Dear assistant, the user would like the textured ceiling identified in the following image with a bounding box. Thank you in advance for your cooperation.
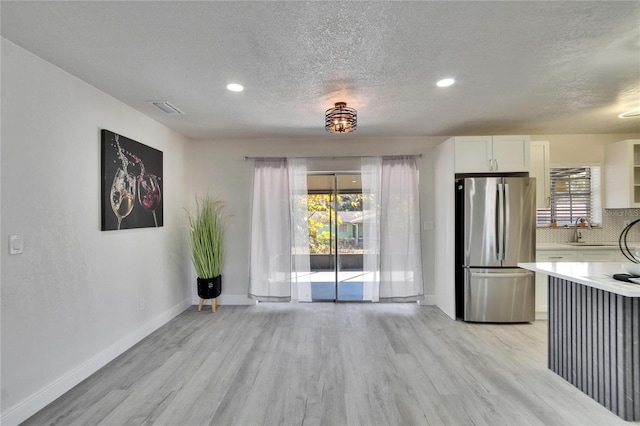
[2,1,639,140]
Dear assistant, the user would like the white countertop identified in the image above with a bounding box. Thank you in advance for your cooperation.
[518,262,640,297]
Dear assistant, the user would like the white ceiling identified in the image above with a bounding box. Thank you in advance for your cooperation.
[2,1,639,140]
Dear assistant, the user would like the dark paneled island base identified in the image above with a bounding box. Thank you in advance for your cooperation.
[549,276,640,421]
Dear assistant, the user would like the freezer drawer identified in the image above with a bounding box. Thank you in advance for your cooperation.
[464,268,535,323]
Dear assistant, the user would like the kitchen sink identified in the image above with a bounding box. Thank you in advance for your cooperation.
[564,242,619,247]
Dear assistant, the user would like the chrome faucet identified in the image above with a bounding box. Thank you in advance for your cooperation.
[573,217,592,243]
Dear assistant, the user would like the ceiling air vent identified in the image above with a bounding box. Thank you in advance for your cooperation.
[147,100,185,115]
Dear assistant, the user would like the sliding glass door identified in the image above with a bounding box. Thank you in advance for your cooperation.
[307,173,365,301]
[248,156,422,303]
[336,174,365,301]
[307,174,336,300]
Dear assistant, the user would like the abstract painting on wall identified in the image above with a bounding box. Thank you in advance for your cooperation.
[101,129,163,231]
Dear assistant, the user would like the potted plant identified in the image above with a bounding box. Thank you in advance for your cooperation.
[186,195,228,312]
[550,218,557,228]
[579,217,586,228]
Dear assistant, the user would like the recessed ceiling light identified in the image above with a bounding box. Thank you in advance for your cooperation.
[436,78,455,88]
[619,108,640,118]
[227,83,244,92]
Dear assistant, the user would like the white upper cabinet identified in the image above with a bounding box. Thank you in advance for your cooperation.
[604,139,640,208]
[454,135,530,173]
[492,136,530,172]
[530,141,550,208]
[454,136,492,172]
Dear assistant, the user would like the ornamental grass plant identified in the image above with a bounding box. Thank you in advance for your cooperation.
[186,195,228,279]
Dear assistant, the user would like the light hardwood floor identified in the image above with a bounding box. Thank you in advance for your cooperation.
[23,304,631,426]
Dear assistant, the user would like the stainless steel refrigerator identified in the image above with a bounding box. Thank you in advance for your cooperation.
[455,177,536,322]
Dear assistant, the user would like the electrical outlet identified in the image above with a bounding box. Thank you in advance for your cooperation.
[139,298,145,311]
[9,235,24,254]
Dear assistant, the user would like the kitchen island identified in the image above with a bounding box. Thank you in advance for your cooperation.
[518,262,640,421]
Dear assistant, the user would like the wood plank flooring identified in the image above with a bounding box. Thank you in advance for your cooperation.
[22,304,631,426]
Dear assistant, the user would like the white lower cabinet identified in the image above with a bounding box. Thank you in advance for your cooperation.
[576,249,619,262]
[535,247,624,318]
[537,251,577,262]
[535,251,577,317]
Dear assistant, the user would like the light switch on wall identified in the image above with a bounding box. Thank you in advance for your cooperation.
[9,235,24,254]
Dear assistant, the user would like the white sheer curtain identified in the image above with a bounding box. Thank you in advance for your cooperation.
[249,158,311,301]
[361,157,382,302]
[361,156,424,302]
[249,159,292,301]
[288,158,311,302]
[379,156,424,301]
[249,155,422,303]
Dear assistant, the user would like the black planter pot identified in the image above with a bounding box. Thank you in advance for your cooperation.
[197,276,222,299]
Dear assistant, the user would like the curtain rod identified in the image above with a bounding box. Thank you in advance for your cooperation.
[243,154,422,161]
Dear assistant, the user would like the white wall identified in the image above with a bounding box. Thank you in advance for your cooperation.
[534,134,640,164]
[433,138,456,319]
[186,136,446,306]
[1,39,191,424]
[186,134,640,312]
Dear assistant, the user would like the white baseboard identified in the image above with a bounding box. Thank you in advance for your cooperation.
[419,295,436,305]
[536,304,548,321]
[191,294,257,306]
[193,294,435,306]
[0,298,191,426]
[535,311,548,320]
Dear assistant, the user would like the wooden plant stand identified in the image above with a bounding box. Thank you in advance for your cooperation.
[197,297,217,313]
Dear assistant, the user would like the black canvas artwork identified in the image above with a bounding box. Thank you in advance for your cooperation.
[101,129,163,230]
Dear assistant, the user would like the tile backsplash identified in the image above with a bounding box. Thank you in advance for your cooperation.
[537,209,640,243]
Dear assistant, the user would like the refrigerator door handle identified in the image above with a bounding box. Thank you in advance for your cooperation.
[497,183,504,261]
[494,184,500,260]
[503,183,510,261]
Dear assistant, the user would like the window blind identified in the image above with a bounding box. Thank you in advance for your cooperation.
[537,166,601,226]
